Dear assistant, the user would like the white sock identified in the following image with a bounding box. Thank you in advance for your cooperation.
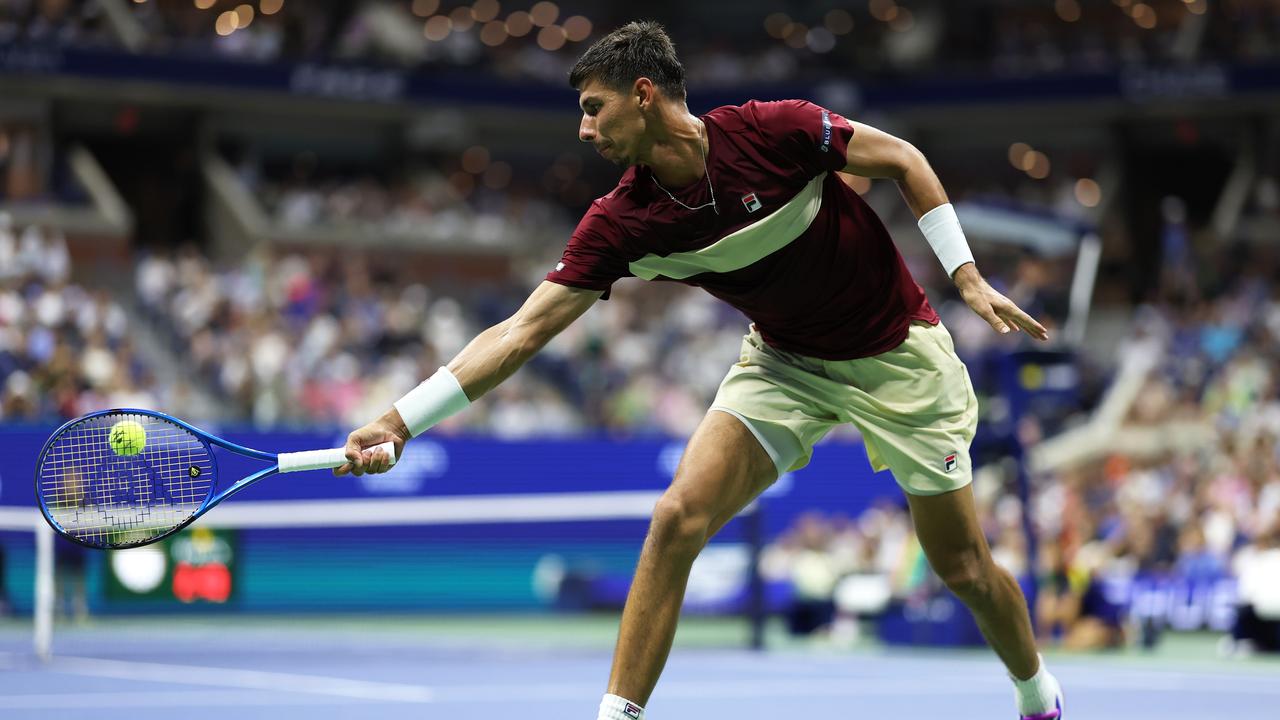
[598,693,644,720]
[1011,655,1062,716]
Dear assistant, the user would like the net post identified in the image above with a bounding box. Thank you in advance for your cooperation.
[744,500,766,651]
[34,519,55,661]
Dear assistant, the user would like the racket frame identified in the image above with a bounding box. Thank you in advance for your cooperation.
[37,408,286,549]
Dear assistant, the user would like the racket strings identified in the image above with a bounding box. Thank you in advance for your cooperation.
[39,412,215,548]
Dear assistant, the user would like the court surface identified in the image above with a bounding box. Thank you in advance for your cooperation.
[1,615,1277,719]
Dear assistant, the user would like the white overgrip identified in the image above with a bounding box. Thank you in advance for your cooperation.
[277,441,397,474]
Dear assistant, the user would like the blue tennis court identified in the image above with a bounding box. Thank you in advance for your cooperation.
[2,617,1277,719]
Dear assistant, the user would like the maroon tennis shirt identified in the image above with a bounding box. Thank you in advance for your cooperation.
[546,99,938,360]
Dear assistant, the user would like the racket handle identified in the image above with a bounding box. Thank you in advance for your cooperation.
[277,441,398,474]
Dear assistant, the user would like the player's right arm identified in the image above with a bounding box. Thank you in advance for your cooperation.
[335,281,601,476]
[449,281,602,398]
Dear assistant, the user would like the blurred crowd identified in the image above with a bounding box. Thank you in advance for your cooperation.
[2,0,1277,85]
[130,245,752,438]
[234,148,584,248]
[760,243,1280,653]
[0,214,164,422]
[0,0,113,48]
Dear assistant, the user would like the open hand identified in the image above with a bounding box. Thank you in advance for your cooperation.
[952,264,1049,341]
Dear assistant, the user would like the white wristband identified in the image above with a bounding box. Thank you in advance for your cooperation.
[393,367,471,438]
[918,202,975,278]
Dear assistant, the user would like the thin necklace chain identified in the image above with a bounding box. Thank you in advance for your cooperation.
[652,119,718,215]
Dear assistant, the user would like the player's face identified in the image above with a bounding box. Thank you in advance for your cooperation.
[577,79,644,167]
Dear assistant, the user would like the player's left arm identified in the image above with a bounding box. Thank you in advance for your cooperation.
[841,121,1048,340]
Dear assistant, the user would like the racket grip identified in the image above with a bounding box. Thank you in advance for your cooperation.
[277,441,398,474]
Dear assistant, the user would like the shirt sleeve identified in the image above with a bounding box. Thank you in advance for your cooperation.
[545,200,631,300]
[748,99,855,178]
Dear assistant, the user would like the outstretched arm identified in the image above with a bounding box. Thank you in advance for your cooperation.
[335,281,602,476]
[841,121,1048,341]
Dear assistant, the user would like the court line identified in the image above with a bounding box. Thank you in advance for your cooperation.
[37,656,1010,703]
[23,653,1280,709]
[46,656,437,703]
[0,690,341,709]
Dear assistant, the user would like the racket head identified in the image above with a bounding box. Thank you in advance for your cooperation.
[35,409,219,549]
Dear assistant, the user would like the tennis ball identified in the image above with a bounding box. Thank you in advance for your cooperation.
[109,420,147,456]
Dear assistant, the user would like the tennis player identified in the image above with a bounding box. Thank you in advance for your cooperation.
[337,21,1064,720]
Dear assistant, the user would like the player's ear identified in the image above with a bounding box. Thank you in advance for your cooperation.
[634,77,655,110]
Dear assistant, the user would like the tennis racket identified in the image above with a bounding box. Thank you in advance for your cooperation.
[35,408,397,550]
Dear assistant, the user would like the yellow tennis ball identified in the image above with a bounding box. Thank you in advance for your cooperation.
[109,420,147,456]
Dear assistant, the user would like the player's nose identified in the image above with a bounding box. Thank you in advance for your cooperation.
[579,115,595,142]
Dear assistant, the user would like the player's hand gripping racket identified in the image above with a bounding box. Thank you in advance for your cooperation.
[35,408,397,550]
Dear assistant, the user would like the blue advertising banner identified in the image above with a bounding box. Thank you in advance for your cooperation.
[1,425,899,613]
[1,424,895,538]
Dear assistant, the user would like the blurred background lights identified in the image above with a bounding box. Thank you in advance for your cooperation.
[480,20,508,46]
[530,1,559,28]
[563,16,592,43]
[870,0,899,23]
[424,14,452,41]
[1026,151,1051,179]
[764,12,791,39]
[824,9,854,35]
[1075,178,1102,207]
[806,27,836,54]
[412,0,439,17]
[1055,0,1081,22]
[471,0,500,23]
[449,6,476,32]
[215,10,238,35]
[505,10,533,37]
[537,24,567,51]
[461,145,491,175]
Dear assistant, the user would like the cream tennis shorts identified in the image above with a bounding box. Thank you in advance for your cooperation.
[709,321,979,496]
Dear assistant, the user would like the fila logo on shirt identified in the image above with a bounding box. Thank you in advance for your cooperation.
[555,262,565,272]
[624,703,642,718]
[943,454,958,473]
[741,192,762,213]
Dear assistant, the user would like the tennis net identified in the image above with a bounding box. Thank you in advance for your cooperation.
[1,491,766,658]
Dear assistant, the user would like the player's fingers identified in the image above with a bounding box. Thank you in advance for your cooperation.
[1013,314,1049,340]
[343,437,367,475]
[999,305,1048,340]
[978,304,1011,334]
[362,447,389,474]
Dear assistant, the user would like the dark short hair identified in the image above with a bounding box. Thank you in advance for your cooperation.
[569,21,687,101]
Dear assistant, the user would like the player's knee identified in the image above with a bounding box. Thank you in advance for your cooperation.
[649,494,712,555]
[937,552,995,603]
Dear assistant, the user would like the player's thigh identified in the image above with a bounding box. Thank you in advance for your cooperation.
[840,321,979,496]
[663,409,779,539]
[903,484,994,585]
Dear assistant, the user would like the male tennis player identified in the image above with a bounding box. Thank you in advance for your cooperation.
[337,21,1064,720]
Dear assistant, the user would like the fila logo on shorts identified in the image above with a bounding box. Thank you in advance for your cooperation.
[742,192,762,213]
[943,454,958,473]
[624,703,642,718]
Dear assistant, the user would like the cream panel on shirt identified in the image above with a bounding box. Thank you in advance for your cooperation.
[627,172,827,281]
